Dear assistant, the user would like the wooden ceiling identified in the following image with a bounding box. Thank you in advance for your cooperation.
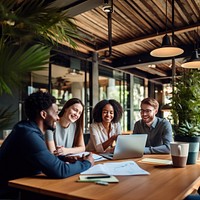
[51,0,200,84]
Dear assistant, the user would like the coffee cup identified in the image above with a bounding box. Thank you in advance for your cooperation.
[170,142,189,168]
[3,130,11,139]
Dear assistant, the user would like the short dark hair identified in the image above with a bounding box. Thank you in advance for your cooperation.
[92,99,123,123]
[25,90,56,120]
[141,97,159,110]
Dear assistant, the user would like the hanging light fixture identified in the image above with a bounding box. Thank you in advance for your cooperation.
[100,0,113,59]
[150,0,184,58]
[102,0,113,13]
[181,27,200,68]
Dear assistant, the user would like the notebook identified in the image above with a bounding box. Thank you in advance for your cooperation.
[100,134,147,160]
[78,175,119,183]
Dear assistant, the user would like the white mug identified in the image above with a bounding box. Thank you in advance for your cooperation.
[3,130,12,139]
[170,142,189,168]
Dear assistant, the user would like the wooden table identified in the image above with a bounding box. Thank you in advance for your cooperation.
[0,139,4,146]
[9,154,200,200]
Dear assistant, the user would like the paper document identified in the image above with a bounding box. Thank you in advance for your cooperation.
[78,175,119,183]
[139,158,172,165]
[81,161,149,176]
[92,153,107,162]
[66,151,106,162]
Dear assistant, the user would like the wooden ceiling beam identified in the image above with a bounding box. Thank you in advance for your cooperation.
[97,22,200,51]
[112,43,194,68]
[47,0,102,17]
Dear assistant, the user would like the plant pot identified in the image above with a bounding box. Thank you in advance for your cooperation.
[174,135,200,165]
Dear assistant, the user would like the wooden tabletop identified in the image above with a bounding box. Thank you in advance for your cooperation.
[9,154,200,200]
[0,139,4,146]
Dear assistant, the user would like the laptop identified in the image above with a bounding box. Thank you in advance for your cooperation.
[100,134,147,160]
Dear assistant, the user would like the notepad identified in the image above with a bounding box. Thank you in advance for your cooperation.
[139,158,172,165]
[78,175,119,183]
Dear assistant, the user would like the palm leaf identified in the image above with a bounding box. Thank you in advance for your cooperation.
[0,0,80,48]
[0,39,50,95]
[0,0,82,95]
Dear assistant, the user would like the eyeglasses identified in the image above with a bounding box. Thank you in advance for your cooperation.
[139,109,154,114]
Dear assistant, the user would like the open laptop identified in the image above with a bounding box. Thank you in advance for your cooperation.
[100,134,147,160]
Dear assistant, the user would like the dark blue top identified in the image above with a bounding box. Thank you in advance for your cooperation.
[133,117,173,154]
[0,120,91,193]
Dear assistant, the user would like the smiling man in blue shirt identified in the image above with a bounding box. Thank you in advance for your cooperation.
[0,91,94,198]
[133,97,173,154]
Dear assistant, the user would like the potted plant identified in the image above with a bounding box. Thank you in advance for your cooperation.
[171,69,200,164]
[0,0,80,133]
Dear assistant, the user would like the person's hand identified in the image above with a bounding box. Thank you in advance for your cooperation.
[64,153,94,166]
[54,146,64,156]
[105,147,115,153]
[82,153,94,166]
[112,134,119,141]
[64,155,81,163]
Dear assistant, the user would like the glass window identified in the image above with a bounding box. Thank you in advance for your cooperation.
[132,77,145,123]
[98,67,130,132]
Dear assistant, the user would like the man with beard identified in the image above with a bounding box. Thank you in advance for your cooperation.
[133,97,173,154]
[0,91,94,199]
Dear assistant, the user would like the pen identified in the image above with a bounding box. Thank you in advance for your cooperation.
[86,175,110,179]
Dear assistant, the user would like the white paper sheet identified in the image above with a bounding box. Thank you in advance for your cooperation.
[66,151,106,162]
[81,161,149,176]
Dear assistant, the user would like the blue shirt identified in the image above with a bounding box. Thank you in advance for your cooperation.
[0,120,91,193]
[133,117,173,154]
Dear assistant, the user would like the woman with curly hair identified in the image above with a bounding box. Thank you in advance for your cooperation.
[86,99,123,153]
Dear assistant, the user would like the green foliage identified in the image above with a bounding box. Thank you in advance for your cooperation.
[0,0,80,128]
[176,120,200,137]
[171,70,200,137]
[0,0,80,95]
[0,106,16,130]
[0,0,79,47]
[0,40,50,95]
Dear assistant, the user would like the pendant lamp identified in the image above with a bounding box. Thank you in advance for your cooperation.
[150,0,184,58]
[150,34,184,57]
[181,28,200,68]
[181,49,200,68]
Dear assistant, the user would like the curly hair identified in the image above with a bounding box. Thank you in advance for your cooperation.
[25,91,56,120]
[92,99,123,123]
[59,98,84,147]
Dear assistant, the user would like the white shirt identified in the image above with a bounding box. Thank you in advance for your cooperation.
[86,122,121,153]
